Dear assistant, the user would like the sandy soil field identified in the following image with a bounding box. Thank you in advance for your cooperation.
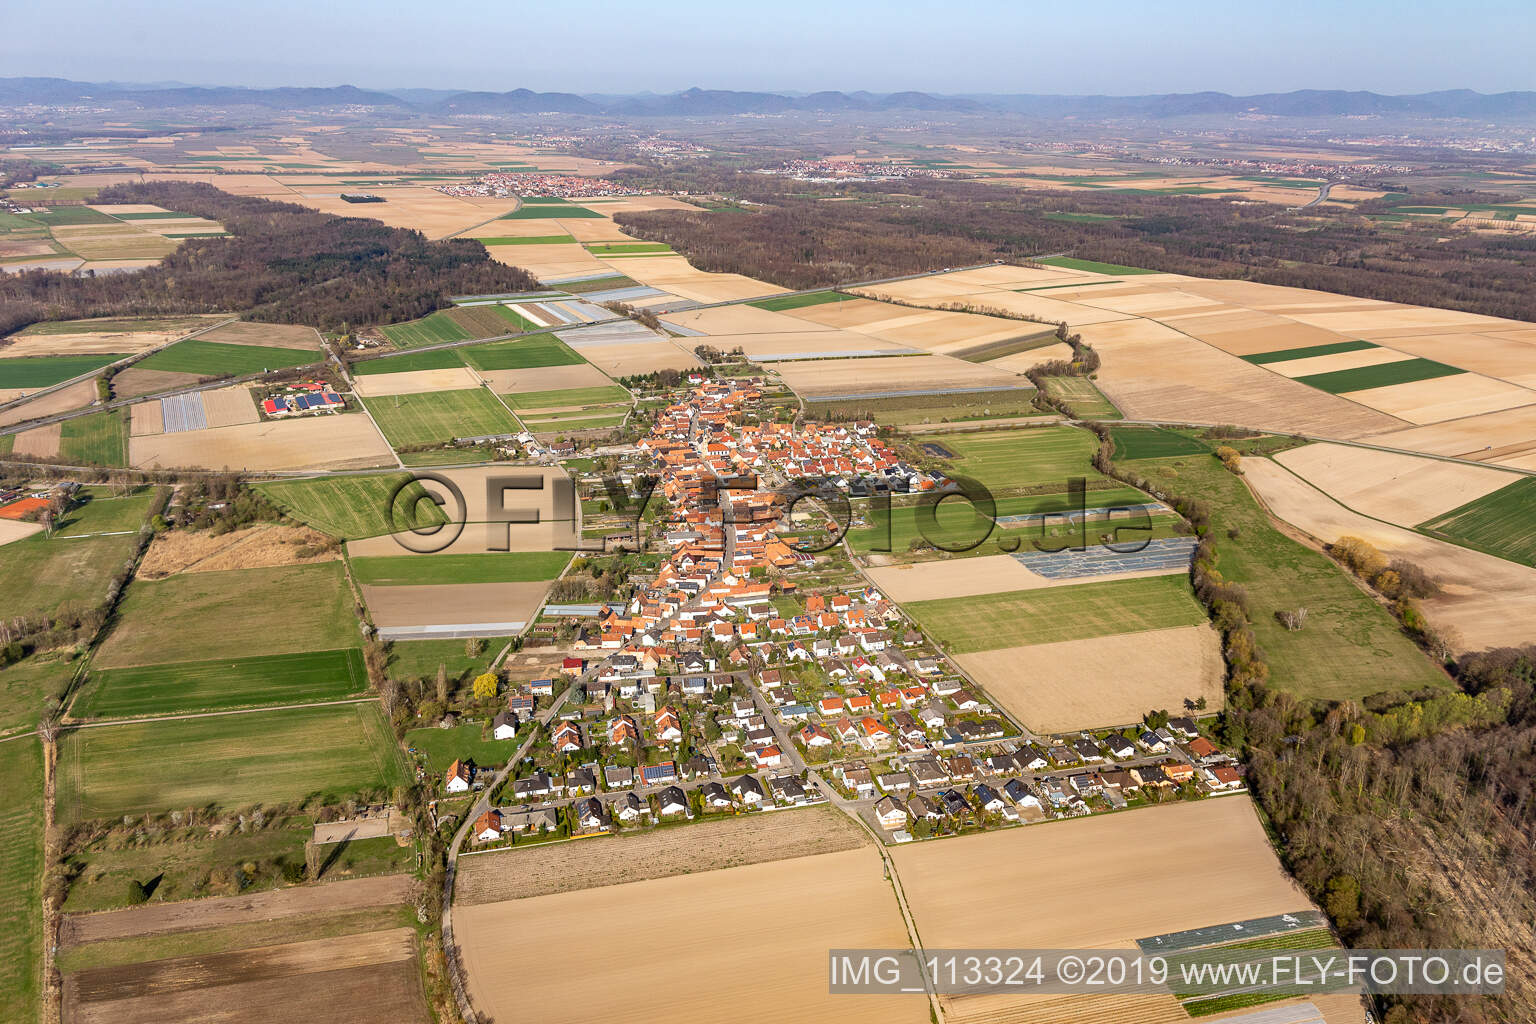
[572,338,703,376]
[956,624,1224,733]
[597,253,781,303]
[200,385,260,427]
[110,368,203,399]
[61,874,413,945]
[1265,346,1414,378]
[128,401,163,436]
[283,186,516,238]
[1363,403,1536,468]
[64,929,425,1024]
[0,379,98,429]
[0,519,44,546]
[351,367,483,397]
[557,216,648,243]
[478,361,615,394]
[893,797,1315,1024]
[1274,442,1521,525]
[12,421,62,458]
[485,241,608,279]
[456,805,866,904]
[361,580,553,628]
[1080,318,1408,437]
[1,328,199,358]
[457,846,925,1024]
[1244,458,1536,651]
[1383,332,1536,388]
[129,415,395,472]
[1286,305,1515,336]
[139,524,338,578]
[715,330,916,360]
[1338,373,1536,424]
[198,321,322,350]
[774,354,1024,399]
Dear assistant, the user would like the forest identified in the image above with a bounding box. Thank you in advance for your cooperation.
[0,182,539,335]
[615,172,1536,322]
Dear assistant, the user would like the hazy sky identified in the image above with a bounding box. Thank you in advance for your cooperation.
[5,0,1533,95]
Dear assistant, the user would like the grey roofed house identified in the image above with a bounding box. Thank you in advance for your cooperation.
[506,807,559,833]
[1103,734,1136,758]
[1048,744,1079,765]
[512,771,553,799]
[1167,717,1199,738]
[1002,778,1032,804]
[908,757,948,787]
[492,709,520,736]
[729,774,765,802]
[907,793,942,819]
[769,774,807,802]
[684,753,718,778]
[575,796,609,829]
[566,767,597,792]
[1138,730,1167,752]
[877,771,913,793]
[657,785,689,815]
[1072,737,1104,761]
[702,781,732,807]
[611,791,646,819]
[603,764,635,789]
[939,789,971,816]
[1018,744,1050,770]
[985,753,1018,775]
[973,783,1005,811]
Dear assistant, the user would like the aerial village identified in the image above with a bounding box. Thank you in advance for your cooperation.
[439,377,1240,849]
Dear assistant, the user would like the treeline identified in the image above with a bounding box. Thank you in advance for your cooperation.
[616,176,1536,322]
[0,182,539,335]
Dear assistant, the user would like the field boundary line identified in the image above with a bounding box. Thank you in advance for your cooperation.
[63,696,378,730]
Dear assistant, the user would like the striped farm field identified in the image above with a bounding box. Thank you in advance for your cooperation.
[458,334,584,372]
[503,385,630,410]
[351,347,465,375]
[0,739,43,1021]
[923,425,1107,491]
[59,410,128,466]
[907,573,1206,653]
[1419,477,1536,566]
[1109,426,1209,460]
[1292,357,1463,394]
[442,303,537,338]
[1040,375,1121,418]
[57,703,406,822]
[349,551,571,587]
[362,389,520,447]
[0,353,125,389]
[522,412,627,431]
[379,310,476,349]
[256,473,450,539]
[73,648,369,718]
[135,339,317,376]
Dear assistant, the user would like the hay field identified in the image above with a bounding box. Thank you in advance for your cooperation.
[893,797,1314,1024]
[361,580,553,629]
[96,562,358,669]
[129,415,394,471]
[137,523,338,578]
[2,316,219,357]
[957,624,1223,732]
[283,185,515,238]
[908,574,1207,653]
[773,354,1023,399]
[713,330,915,361]
[456,805,866,904]
[201,385,260,427]
[1273,442,1521,525]
[457,846,923,1024]
[484,240,608,279]
[1244,458,1536,651]
[57,703,405,822]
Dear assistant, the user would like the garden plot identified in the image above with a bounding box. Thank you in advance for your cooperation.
[1273,442,1521,525]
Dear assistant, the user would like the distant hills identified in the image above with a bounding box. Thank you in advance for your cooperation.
[5,77,1536,119]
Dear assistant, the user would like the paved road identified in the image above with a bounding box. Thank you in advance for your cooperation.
[1296,181,1334,210]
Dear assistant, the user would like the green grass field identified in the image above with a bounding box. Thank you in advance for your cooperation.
[0,740,43,1020]
[351,347,466,375]
[256,473,450,539]
[558,275,638,295]
[0,353,124,389]
[404,722,524,772]
[379,310,475,349]
[386,636,507,684]
[908,574,1207,653]
[1242,339,1377,365]
[0,533,137,621]
[1134,454,1448,700]
[1419,476,1536,567]
[1037,256,1158,275]
[96,562,360,669]
[503,384,629,409]
[499,205,604,220]
[75,648,369,718]
[1109,426,1210,460]
[443,304,534,339]
[1041,376,1121,419]
[363,389,521,448]
[134,338,317,376]
[58,703,406,822]
[584,242,673,255]
[846,485,1155,556]
[350,551,570,586]
[27,206,116,225]
[476,234,575,245]
[0,656,79,736]
[15,316,214,337]
[50,485,155,537]
[458,334,584,371]
[0,435,11,456]
[923,425,1107,490]
[1293,357,1463,394]
[521,411,627,431]
[58,410,128,467]
[747,290,845,312]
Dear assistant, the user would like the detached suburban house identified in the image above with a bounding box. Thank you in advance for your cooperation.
[445,759,474,793]
[874,795,909,830]
[474,810,503,842]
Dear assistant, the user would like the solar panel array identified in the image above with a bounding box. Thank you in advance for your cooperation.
[160,392,208,433]
[1011,535,1199,580]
